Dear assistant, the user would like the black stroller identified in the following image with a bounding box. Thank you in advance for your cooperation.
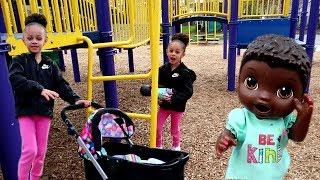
[61,102,189,180]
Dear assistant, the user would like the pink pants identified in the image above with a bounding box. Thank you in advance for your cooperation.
[156,108,184,148]
[18,115,51,180]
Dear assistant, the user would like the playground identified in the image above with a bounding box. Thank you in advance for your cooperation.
[34,42,320,179]
[1,0,320,179]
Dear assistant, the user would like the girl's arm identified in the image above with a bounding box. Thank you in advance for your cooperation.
[215,129,237,158]
[9,57,44,94]
[52,62,81,104]
[288,94,313,142]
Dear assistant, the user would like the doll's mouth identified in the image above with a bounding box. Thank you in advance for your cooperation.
[254,103,271,113]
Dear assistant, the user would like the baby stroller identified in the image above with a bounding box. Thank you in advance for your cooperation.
[61,102,189,180]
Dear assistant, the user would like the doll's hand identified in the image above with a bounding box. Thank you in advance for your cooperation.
[163,94,172,103]
[215,130,237,158]
[293,94,313,123]
[75,100,91,107]
[41,89,59,101]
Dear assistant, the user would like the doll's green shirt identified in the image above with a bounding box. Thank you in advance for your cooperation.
[225,108,296,180]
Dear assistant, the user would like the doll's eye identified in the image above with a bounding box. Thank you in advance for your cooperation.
[277,86,293,99]
[244,76,258,90]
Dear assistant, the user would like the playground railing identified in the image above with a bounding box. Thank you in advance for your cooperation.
[169,0,291,23]
[78,0,97,32]
[169,0,229,21]
[1,0,97,56]
[110,0,150,49]
[238,0,291,18]
[80,0,161,148]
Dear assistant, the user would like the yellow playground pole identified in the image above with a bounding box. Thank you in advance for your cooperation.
[148,0,161,148]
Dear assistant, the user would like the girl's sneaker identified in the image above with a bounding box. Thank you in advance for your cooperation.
[172,146,181,151]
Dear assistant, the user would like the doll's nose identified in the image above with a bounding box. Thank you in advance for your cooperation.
[257,89,272,102]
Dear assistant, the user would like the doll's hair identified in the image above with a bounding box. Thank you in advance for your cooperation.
[171,33,189,51]
[25,13,47,28]
[241,34,311,90]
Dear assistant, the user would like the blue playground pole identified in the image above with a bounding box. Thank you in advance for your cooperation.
[128,48,134,72]
[289,0,299,38]
[171,26,177,35]
[57,50,65,71]
[174,24,181,34]
[222,0,228,60]
[305,0,320,61]
[95,0,118,108]
[162,0,170,63]
[70,49,81,82]
[305,0,320,92]
[227,0,238,91]
[0,41,21,180]
[237,48,240,56]
[0,8,5,34]
[171,0,180,34]
[299,0,308,41]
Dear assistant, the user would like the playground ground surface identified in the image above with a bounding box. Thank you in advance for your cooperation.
[1,41,320,179]
[39,42,320,179]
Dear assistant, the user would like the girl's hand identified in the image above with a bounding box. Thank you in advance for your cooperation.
[294,94,313,123]
[75,100,91,107]
[215,130,237,158]
[41,89,59,101]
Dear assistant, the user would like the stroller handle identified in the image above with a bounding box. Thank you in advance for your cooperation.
[60,102,103,136]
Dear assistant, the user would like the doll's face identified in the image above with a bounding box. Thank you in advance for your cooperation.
[238,60,304,119]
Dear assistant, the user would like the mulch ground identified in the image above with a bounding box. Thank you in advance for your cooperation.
[2,42,320,179]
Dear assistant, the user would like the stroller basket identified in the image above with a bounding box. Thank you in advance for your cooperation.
[84,142,189,180]
[61,102,189,180]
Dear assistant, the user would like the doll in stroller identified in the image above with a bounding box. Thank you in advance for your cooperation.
[61,102,189,180]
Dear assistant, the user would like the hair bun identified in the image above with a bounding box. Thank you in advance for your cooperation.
[171,33,189,47]
[25,13,47,28]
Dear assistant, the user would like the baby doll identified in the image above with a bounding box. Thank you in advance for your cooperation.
[140,84,174,101]
[215,34,313,179]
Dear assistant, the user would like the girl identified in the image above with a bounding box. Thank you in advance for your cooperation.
[9,13,91,180]
[156,33,196,151]
[215,35,313,179]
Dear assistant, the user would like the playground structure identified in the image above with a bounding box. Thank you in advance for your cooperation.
[1,0,320,179]
[179,20,222,43]
[163,0,320,91]
[0,0,159,179]
[172,0,224,43]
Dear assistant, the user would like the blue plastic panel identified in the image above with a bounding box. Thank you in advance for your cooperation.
[237,18,291,48]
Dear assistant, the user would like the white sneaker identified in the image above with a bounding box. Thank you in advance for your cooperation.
[156,146,163,149]
[172,146,181,151]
